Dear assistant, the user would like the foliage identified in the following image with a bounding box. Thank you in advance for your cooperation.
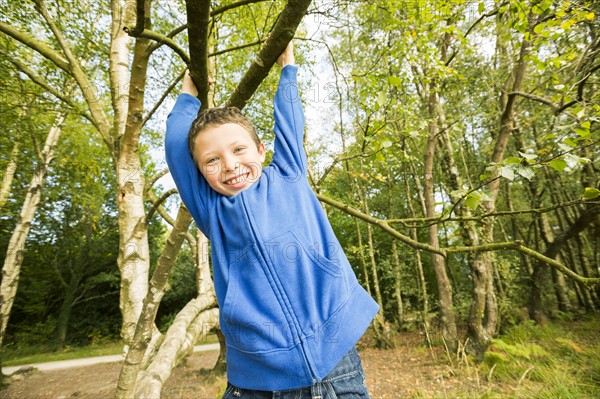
[0,0,598,389]
[481,318,600,398]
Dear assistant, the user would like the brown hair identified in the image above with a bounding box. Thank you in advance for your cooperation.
[188,107,261,163]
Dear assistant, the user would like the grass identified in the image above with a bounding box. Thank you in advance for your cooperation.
[2,333,219,367]
[2,341,124,366]
[480,316,600,398]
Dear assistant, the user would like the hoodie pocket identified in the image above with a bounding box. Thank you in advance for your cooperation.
[220,244,294,353]
[265,231,350,336]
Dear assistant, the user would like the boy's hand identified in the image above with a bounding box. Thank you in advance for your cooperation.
[182,69,199,97]
[277,41,295,67]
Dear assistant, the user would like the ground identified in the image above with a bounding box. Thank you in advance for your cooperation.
[1,334,505,399]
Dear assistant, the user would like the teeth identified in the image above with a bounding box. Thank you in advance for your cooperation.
[226,174,246,185]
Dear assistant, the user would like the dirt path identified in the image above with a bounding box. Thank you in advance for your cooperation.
[1,343,220,376]
[1,338,498,399]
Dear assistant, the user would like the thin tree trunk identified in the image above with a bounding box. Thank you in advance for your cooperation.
[391,239,404,327]
[404,166,429,332]
[356,219,372,297]
[530,206,600,322]
[356,180,391,346]
[0,142,19,210]
[576,236,600,309]
[0,110,66,349]
[424,85,457,352]
[54,265,83,349]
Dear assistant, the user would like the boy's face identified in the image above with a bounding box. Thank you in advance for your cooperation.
[194,123,266,197]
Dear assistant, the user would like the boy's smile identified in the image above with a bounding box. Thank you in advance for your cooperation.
[194,123,266,196]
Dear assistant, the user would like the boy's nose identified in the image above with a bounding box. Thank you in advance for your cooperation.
[222,156,237,172]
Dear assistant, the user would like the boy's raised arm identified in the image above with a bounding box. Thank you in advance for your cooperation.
[272,42,307,177]
[165,72,212,233]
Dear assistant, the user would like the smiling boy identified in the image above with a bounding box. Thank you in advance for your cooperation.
[165,43,379,398]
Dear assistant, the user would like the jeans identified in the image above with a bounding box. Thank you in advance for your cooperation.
[221,346,370,399]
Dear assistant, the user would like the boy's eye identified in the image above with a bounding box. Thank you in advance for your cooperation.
[206,157,219,164]
[234,147,246,153]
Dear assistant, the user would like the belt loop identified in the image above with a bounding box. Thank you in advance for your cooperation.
[311,380,323,399]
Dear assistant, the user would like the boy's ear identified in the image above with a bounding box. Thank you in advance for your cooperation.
[258,142,266,163]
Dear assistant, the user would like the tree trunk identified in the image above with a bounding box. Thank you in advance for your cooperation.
[355,219,372,297]
[0,141,19,210]
[116,205,193,399]
[530,206,600,322]
[115,12,152,347]
[467,18,533,353]
[54,267,83,350]
[0,110,66,350]
[391,239,404,327]
[355,163,391,347]
[133,224,219,399]
[407,165,430,333]
[423,85,457,352]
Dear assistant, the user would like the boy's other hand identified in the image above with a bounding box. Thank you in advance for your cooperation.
[182,69,199,97]
[277,41,295,67]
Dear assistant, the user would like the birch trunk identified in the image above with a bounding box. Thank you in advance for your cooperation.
[116,205,193,399]
[0,110,66,349]
[135,220,224,398]
[0,142,19,210]
[113,0,152,345]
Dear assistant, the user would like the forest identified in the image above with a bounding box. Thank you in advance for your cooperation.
[1,0,599,398]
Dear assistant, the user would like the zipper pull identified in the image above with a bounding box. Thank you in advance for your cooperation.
[233,388,241,397]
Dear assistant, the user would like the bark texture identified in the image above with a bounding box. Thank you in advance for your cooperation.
[0,110,66,348]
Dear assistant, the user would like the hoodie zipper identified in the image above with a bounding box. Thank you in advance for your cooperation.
[240,195,318,383]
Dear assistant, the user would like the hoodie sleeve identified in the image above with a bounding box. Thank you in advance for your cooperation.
[165,94,213,234]
[272,65,306,179]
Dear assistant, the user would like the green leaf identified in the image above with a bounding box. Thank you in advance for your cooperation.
[519,151,538,160]
[575,128,590,138]
[387,76,402,86]
[582,187,600,200]
[499,166,515,181]
[505,156,520,164]
[516,166,535,180]
[558,142,572,152]
[533,23,545,35]
[548,159,568,172]
[380,139,393,149]
[376,91,387,107]
[464,193,481,210]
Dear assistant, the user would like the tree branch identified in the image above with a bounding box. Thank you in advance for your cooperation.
[185,0,211,109]
[318,193,600,287]
[142,70,185,127]
[146,190,176,226]
[211,0,272,16]
[226,0,313,110]
[510,90,560,111]
[145,188,178,224]
[387,199,598,227]
[130,28,191,65]
[2,51,93,124]
[0,21,71,73]
[145,168,170,193]
[316,193,445,255]
[31,0,112,146]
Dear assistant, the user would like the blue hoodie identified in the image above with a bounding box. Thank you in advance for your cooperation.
[165,65,379,391]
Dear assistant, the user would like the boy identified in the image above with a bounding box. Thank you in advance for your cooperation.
[165,43,379,398]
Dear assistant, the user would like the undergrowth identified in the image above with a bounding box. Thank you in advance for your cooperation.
[480,316,600,398]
